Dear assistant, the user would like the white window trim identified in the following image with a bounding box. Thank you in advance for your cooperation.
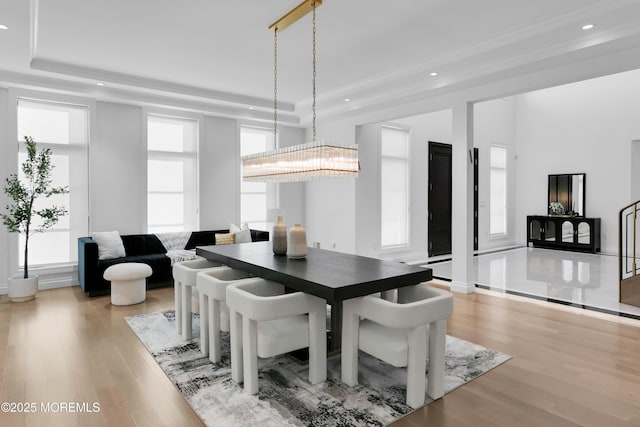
[7,88,95,275]
[144,109,202,233]
[489,143,508,238]
[238,124,278,229]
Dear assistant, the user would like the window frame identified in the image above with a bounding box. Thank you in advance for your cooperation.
[379,125,410,250]
[8,89,93,274]
[145,112,200,233]
[239,125,278,231]
[489,144,508,237]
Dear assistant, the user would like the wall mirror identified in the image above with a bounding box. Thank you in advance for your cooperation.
[548,173,586,216]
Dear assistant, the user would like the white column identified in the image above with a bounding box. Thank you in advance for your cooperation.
[450,102,475,293]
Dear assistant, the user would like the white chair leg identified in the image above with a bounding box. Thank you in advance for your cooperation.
[341,299,360,386]
[200,293,208,355]
[406,325,428,409]
[210,299,221,363]
[308,308,327,384]
[427,319,447,400]
[230,309,243,383]
[182,284,193,339]
[242,317,259,394]
[175,280,182,335]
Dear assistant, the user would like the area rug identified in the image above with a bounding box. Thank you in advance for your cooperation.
[125,310,510,426]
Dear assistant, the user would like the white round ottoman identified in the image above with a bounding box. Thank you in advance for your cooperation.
[104,263,152,306]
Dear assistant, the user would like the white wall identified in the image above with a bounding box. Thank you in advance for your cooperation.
[473,98,517,250]
[277,126,306,228]
[385,102,517,258]
[201,116,239,229]
[353,124,380,257]
[91,102,146,233]
[395,109,452,258]
[305,121,357,254]
[514,69,640,254]
[631,140,640,202]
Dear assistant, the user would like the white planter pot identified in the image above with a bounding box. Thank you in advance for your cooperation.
[8,275,38,302]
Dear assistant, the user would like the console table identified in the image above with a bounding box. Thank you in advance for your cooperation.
[196,241,433,350]
[526,215,601,253]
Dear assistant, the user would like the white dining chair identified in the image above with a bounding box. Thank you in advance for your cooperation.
[173,258,223,339]
[341,284,453,409]
[196,266,254,362]
[226,278,327,394]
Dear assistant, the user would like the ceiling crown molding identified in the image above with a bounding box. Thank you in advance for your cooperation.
[30,57,295,112]
[0,68,300,125]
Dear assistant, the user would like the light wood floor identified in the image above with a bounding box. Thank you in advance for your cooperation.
[0,284,639,427]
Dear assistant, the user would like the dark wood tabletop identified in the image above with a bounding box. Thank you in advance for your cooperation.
[196,241,433,303]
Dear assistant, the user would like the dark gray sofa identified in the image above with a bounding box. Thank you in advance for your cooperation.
[78,229,269,296]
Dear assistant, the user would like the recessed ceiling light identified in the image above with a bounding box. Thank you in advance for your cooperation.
[582,24,595,30]
[96,82,104,86]
[0,24,8,30]
[344,98,351,102]
[429,72,439,77]
[249,106,255,110]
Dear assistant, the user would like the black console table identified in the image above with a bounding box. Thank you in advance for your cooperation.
[527,215,601,253]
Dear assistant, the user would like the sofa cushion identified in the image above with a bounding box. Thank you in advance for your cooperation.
[91,231,126,260]
[234,228,252,243]
[215,233,235,245]
[121,234,167,256]
[229,222,249,233]
[185,230,218,249]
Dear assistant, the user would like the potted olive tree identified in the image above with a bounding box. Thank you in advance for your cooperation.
[2,136,68,302]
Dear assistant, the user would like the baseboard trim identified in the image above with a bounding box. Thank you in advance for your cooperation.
[0,278,76,295]
[450,281,476,294]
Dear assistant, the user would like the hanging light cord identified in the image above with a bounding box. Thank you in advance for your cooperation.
[273,28,278,145]
[312,2,317,143]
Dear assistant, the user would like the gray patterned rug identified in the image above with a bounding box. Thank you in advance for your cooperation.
[125,310,510,426]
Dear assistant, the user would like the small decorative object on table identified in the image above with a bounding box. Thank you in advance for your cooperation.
[549,202,565,215]
[272,215,287,255]
[287,224,307,259]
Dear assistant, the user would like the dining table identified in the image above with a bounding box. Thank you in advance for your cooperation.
[196,241,433,351]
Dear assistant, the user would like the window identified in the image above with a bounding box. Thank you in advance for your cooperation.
[380,126,409,247]
[240,126,276,230]
[147,115,198,233]
[489,145,507,235]
[16,99,89,267]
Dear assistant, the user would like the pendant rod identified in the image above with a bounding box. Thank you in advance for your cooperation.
[268,0,322,33]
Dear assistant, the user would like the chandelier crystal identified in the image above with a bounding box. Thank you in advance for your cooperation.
[242,140,359,182]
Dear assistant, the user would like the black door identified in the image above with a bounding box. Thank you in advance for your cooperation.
[428,142,478,257]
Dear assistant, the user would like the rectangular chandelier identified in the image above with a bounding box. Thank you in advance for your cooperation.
[242,141,359,183]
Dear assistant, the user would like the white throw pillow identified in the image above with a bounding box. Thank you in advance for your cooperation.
[91,231,126,260]
[229,222,250,234]
[234,228,252,244]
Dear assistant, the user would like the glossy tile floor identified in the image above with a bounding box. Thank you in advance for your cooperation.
[426,247,640,318]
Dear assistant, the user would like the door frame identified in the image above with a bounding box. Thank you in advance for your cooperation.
[428,142,478,256]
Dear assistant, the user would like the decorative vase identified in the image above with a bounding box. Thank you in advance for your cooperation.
[287,224,307,259]
[7,275,38,302]
[272,215,288,255]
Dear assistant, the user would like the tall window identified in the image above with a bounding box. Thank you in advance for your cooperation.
[380,126,409,247]
[490,145,507,235]
[147,115,198,233]
[240,126,276,230]
[17,99,89,266]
